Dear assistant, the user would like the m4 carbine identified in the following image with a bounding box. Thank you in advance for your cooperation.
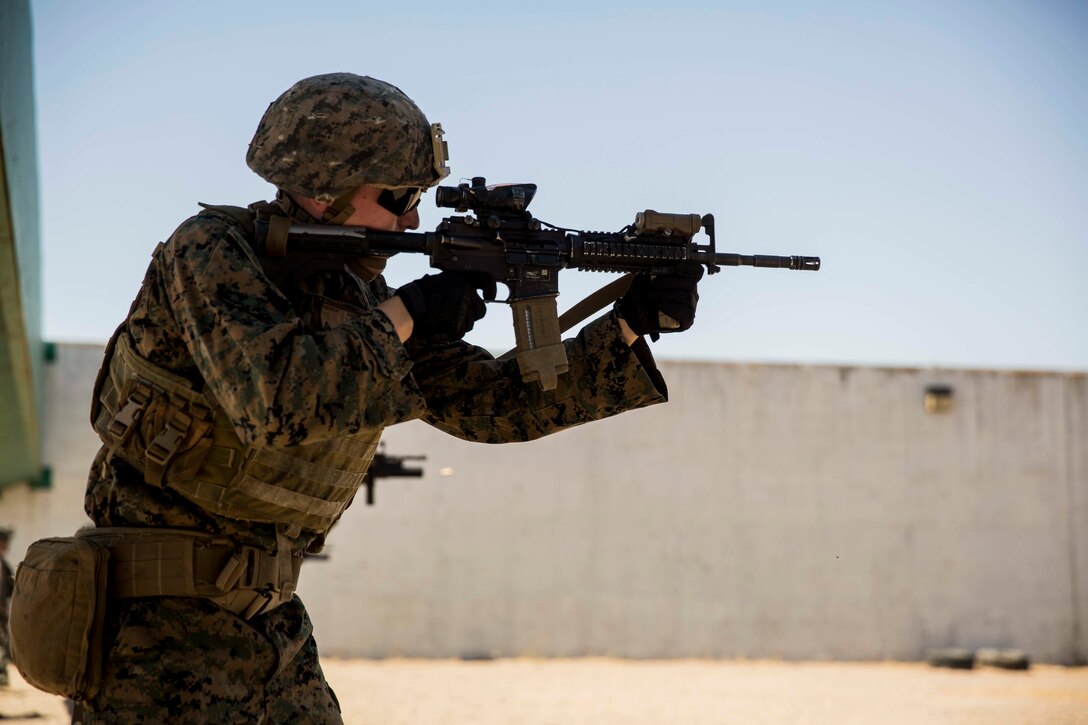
[255,177,821,390]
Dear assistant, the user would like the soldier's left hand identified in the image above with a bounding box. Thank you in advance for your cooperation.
[615,262,704,340]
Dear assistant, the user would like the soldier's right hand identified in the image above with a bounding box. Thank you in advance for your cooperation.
[396,271,498,344]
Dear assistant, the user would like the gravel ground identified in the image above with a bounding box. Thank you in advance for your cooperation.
[3,659,1086,724]
[324,658,1088,725]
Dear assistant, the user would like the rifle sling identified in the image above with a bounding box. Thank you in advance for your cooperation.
[499,274,635,361]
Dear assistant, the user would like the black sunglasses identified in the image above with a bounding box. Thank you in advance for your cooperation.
[377,187,425,217]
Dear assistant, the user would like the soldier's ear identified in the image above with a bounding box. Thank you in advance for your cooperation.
[287,191,329,220]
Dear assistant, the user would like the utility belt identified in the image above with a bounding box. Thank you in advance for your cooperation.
[85,527,303,619]
[9,526,302,701]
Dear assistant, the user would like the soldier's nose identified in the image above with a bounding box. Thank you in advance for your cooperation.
[398,208,421,231]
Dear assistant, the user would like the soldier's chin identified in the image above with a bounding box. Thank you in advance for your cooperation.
[347,255,388,281]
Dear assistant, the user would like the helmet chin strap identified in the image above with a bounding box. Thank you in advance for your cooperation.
[321,190,356,225]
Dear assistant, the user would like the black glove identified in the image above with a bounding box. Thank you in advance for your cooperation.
[615,263,704,341]
[396,271,498,344]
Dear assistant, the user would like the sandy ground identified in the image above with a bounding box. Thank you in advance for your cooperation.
[2,659,1086,724]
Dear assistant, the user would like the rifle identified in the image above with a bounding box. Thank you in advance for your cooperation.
[255,177,821,390]
[363,448,425,506]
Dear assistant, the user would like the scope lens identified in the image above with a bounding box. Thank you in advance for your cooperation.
[434,185,468,209]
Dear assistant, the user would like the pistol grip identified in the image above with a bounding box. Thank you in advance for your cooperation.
[511,296,569,390]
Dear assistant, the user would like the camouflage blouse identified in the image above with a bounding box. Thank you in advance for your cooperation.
[85,195,666,552]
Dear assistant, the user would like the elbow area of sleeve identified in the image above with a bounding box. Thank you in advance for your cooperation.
[337,310,428,429]
[566,313,666,418]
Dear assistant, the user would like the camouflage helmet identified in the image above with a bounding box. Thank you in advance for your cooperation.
[246,73,449,202]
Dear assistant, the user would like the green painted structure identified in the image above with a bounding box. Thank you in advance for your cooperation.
[0,0,46,491]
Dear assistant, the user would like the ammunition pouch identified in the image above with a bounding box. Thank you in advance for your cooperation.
[101,376,215,488]
[91,328,381,533]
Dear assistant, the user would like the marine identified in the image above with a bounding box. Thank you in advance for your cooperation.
[65,73,701,722]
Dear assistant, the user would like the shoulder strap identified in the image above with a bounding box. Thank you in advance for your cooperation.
[198,200,299,262]
[196,202,306,292]
[197,203,257,240]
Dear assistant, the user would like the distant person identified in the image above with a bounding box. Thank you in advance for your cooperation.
[16,73,701,722]
[0,527,13,687]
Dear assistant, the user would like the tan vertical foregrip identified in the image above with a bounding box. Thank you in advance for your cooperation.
[511,296,569,390]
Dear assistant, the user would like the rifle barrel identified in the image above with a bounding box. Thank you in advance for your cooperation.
[712,253,820,271]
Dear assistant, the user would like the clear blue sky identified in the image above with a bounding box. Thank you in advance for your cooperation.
[30,0,1088,371]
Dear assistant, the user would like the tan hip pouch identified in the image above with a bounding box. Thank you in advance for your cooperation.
[10,536,110,700]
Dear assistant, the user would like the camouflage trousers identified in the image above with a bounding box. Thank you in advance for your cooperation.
[82,596,341,724]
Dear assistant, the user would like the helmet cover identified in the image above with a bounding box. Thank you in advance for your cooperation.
[247,73,449,202]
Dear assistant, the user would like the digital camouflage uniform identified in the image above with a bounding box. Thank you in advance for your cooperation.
[82,191,666,723]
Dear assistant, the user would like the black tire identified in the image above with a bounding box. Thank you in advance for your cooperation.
[976,648,1031,670]
[926,648,976,669]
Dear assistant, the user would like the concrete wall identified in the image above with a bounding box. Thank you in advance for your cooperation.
[0,343,97,539]
[3,343,1085,663]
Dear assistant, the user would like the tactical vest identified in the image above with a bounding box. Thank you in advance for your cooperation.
[90,205,385,534]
